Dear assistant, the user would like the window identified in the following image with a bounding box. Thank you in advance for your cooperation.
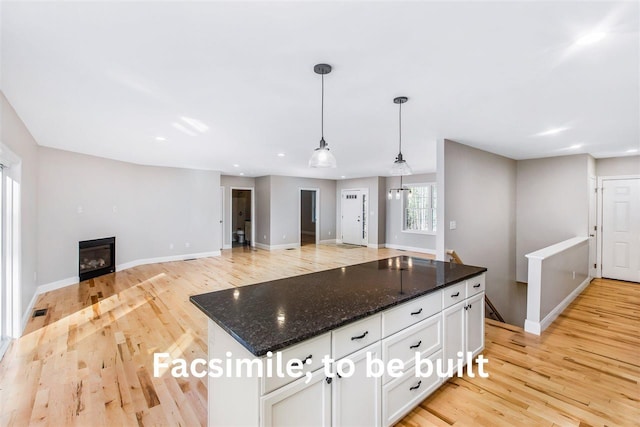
[402,183,437,233]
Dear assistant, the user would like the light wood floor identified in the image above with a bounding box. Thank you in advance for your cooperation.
[0,246,637,426]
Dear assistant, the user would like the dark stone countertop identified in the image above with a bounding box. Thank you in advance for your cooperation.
[190,256,486,356]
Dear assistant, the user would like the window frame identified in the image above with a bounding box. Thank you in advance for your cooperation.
[400,182,437,235]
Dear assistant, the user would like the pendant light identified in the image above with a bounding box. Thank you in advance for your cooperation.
[390,96,412,176]
[388,96,413,200]
[309,64,337,168]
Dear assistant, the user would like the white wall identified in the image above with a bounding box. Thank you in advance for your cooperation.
[443,140,522,325]
[385,173,437,252]
[596,155,640,176]
[516,154,590,282]
[0,92,38,315]
[37,147,221,285]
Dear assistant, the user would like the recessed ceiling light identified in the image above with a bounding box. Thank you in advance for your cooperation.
[233,164,239,168]
[534,127,570,137]
[569,144,583,149]
[239,172,245,176]
[575,31,607,46]
[277,153,285,157]
[626,148,638,153]
[155,136,166,141]
[341,176,346,179]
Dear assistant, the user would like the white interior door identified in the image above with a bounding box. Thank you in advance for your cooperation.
[341,190,362,245]
[602,178,640,282]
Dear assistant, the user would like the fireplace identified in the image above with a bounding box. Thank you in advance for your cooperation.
[79,237,115,281]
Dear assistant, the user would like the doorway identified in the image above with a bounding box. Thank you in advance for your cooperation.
[230,188,254,248]
[340,189,368,246]
[299,189,319,246]
[600,177,640,282]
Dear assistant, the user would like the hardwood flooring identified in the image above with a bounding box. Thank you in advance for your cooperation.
[0,245,637,426]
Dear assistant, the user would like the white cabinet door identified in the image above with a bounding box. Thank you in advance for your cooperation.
[465,292,485,358]
[261,369,331,427]
[333,342,382,427]
[442,301,465,375]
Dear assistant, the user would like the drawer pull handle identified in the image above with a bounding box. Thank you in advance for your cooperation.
[351,331,369,340]
[325,377,332,384]
[409,380,422,391]
[410,308,423,316]
[468,303,472,309]
[451,292,460,298]
[293,354,313,367]
[409,341,422,349]
[473,283,481,288]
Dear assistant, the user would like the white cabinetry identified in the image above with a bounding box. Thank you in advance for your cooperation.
[332,342,382,427]
[207,272,486,427]
[261,369,331,427]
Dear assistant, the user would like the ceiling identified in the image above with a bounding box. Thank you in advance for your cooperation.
[1,1,638,179]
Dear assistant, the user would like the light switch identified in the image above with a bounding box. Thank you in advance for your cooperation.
[449,220,457,230]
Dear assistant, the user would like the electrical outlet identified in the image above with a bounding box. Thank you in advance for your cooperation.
[264,235,267,240]
[282,235,286,240]
[112,205,118,213]
[169,243,174,250]
[572,271,576,279]
[185,242,190,248]
[328,231,331,236]
[77,205,83,214]
[449,220,457,230]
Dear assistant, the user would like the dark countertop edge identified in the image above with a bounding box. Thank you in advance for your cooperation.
[190,267,487,357]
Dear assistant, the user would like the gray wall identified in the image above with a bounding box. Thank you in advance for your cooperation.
[255,176,271,246]
[1,92,39,315]
[268,175,336,247]
[596,155,640,176]
[516,154,590,283]
[385,174,437,251]
[220,175,256,247]
[336,176,383,246]
[443,140,522,325]
[37,147,221,284]
[300,190,316,234]
[377,177,387,245]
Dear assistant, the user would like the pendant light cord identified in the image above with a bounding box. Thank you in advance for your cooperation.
[321,73,324,140]
[398,101,402,155]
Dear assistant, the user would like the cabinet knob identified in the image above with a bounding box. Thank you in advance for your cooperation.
[325,377,332,384]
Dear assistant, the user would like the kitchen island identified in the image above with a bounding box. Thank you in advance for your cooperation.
[191,256,487,427]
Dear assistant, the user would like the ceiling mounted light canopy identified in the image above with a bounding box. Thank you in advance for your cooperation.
[390,96,412,176]
[309,63,337,168]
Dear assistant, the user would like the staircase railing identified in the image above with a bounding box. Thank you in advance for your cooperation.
[446,250,505,323]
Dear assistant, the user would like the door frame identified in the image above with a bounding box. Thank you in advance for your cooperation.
[298,188,320,246]
[340,188,369,246]
[229,186,255,248]
[219,186,225,250]
[596,175,640,278]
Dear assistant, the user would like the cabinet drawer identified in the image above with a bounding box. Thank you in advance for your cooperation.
[382,291,442,338]
[466,273,485,297]
[332,314,381,360]
[382,350,443,427]
[381,314,442,384]
[442,282,466,309]
[262,333,331,395]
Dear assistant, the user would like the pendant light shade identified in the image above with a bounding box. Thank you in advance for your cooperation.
[390,96,412,176]
[309,64,337,168]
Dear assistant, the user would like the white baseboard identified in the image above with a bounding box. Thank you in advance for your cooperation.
[222,244,232,250]
[21,290,42,333]
[384,244,436,255]
[254,242,269,250]
[367,243,384,249]
[524,276,592,335]
[116,250,220,271]
[254,242,301,251]
[36,276,79,295]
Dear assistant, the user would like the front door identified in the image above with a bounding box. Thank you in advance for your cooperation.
[602,178,640,282]
[341,190,362,246]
